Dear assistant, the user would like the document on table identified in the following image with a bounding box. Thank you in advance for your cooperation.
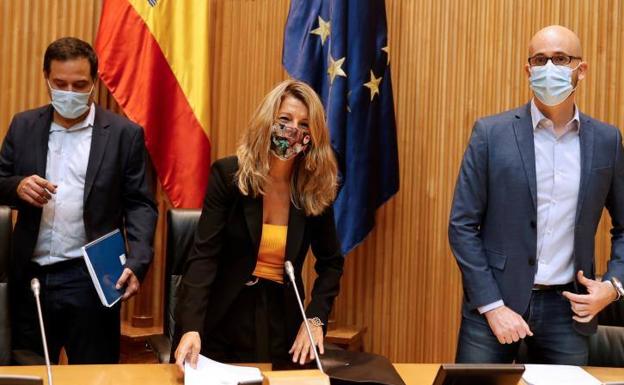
[184,354,263,385]
[522,364,601,385]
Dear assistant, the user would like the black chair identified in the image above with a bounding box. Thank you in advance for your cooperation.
[587,299,624,366]
[0,206,45,366]
[0,206,13,365]
[148,208,202,363]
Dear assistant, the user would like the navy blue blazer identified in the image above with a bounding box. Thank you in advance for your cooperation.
[449,102,624,335]
[0,104,158,284]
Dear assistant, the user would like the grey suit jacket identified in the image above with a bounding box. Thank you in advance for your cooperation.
[449,102,624,335]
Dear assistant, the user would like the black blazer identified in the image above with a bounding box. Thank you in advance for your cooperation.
[0,104,158,283]
[175,156,344,342]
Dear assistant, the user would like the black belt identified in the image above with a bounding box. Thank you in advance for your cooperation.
[532,282,574,291]
[29,257,85,273]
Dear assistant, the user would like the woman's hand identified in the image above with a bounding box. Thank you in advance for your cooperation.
[174,331,201,375]
[289,321,324,365]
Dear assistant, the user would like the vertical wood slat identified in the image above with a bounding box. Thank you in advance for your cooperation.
[2,0,624,363]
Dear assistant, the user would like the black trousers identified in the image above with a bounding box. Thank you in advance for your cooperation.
[11,258,120,364]
[203,278,291,364]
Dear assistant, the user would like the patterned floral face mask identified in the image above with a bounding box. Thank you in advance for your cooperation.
[270,122,312,160]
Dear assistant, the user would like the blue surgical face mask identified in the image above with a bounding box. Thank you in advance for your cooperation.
[529,60,580,106]
[47,80,94,119]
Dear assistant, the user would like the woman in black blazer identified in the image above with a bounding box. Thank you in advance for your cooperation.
[174,80,344,370]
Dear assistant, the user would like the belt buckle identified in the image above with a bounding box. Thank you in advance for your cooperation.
[245,277,259,286]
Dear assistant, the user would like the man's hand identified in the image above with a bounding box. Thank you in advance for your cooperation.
[484,305,533,344]
[116,268,140,301]
[562,270,618,323]
[289,321,325,365]
[17,175,56,207]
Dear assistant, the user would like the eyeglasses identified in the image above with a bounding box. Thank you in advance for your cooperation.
[528,54,582,67]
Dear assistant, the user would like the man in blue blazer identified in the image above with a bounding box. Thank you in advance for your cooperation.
[449,25,624,364]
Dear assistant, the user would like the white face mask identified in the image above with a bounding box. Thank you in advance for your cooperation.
[529,60,580,106]
[47,80,93,119]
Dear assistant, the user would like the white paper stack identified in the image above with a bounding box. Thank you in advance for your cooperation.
[522,364,601,385]
[184,354,263,385]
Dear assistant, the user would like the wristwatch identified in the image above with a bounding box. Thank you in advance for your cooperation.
[610,277,624,301]
[308,317,324,328]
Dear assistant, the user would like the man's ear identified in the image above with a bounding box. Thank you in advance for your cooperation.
[577,62,588,81]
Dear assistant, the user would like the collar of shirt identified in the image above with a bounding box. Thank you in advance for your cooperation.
[530,98,580,134]
[49,103,96,133]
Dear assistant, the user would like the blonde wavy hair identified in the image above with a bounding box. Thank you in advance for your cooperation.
[236,79,338,216]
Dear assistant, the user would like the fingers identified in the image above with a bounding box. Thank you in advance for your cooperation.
[116,269,131,289]
[300,339,311,365]
[117,269,139,300]
[577,270,596,288]
[121,281,139,300]
[522,319,534,337]
[32,175,57,194]
[174,346,188,374]
[190,346,199,369]
[486,306,532,345]
[317,333,324,355]
[290,325,320,365]
[17,175,57,207]
[570,302,590,317]
[562,291,591,304]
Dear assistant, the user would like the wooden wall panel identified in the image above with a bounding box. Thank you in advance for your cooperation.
[3,0,624,364]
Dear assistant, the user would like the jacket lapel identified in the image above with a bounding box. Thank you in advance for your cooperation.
[243,195,306,261]
[35,106,54,177]
[575,115,594,223]
[84,106,110,203]
[285,202,306,263]
[243,195,263,252]
[513,103,537,210]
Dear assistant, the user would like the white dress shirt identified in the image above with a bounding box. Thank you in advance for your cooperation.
[32,104,95,266]
[478,100,580,313]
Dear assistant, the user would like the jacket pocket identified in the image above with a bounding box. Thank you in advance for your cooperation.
[485,249,507,270]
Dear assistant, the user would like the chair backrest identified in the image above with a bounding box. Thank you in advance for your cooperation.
[164,209,202,341]
[0,206,13,365]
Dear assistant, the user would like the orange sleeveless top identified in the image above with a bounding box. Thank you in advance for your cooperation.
[252,224,288,284]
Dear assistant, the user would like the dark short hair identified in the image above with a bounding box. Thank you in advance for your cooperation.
[43,37,98,79]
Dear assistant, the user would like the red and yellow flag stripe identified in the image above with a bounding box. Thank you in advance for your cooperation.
[95,0,211,208]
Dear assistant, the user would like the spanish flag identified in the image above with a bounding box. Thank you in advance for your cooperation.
[95,0,211,208]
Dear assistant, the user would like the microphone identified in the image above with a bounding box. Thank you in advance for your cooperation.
[284,261,324,373]
[31,278,54,385]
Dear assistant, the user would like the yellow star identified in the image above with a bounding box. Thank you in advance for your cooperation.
[364,70,382,101]
[327,55,347,84]
[310,16,331,46]
[382,46,390,65]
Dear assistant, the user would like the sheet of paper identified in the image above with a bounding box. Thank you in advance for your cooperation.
[185,354,263,385]
[522,364,601,385]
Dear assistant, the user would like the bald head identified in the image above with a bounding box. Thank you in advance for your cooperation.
[528,25,582,58]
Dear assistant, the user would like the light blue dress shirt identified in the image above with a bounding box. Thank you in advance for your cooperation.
[32,104,95,266]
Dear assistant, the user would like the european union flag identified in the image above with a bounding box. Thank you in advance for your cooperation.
[283,0,399,254]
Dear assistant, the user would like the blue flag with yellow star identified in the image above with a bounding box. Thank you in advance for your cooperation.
[283,0,399,254]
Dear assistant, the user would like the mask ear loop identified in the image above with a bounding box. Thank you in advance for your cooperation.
[568,62,582,94]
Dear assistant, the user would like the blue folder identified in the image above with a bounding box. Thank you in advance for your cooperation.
[81,229,126,307]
